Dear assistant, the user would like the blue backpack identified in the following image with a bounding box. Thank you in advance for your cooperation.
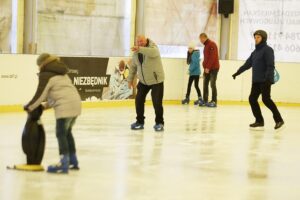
[274,68,280,83]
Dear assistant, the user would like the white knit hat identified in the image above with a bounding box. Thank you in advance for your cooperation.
[188,41,196,49]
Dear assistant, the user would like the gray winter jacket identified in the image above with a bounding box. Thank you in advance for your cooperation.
[25,60,81,119]
[128,39,165,85]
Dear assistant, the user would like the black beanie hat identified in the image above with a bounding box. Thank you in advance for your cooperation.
[253,30,268,42]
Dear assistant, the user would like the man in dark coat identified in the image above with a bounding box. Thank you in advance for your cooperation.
[232,30,284,130]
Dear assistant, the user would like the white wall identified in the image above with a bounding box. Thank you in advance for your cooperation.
[218,60,300,103]
[161,59,300,103]
[0,54,38,105]
[0,54,299,106]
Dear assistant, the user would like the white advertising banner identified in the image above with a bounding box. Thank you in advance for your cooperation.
[238,0,300,62]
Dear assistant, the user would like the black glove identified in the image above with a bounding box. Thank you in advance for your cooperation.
[23,104,32,113]
[232,73,238,80]
[265,80,273,85]
[23,105,29,111]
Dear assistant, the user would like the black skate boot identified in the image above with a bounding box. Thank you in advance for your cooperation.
[249,122,264,131]
[181,98,190,105]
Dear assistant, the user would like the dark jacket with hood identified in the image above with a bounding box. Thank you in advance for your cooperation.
[235,30,275,83]
[25,59,81,119]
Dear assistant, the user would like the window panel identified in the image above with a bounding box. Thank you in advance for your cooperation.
[0,0,12,53]
[144,0,218,58]
[36,0,132,56]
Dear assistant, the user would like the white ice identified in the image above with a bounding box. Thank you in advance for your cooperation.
[0,104,300,200]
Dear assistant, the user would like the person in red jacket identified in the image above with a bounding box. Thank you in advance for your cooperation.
[199,33,220,107]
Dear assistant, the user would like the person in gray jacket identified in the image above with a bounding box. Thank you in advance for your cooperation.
[128,35,165,131]
[24,53,81,174]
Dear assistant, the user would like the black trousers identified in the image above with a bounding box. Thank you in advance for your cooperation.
[203,69,218,103]
[249,82,283,123]
[185,75,202,99]
[135,82,164,124]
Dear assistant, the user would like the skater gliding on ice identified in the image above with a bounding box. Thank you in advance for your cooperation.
[232,30,284,130]
[127,35,165,132]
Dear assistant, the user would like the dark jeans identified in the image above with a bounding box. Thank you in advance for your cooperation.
[56,117,77,155]
[186,75,202,99]
[136,82,164,125]
[249,82,283,123]
[203,69,219,103]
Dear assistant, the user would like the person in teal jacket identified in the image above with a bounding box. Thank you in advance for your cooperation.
[182,42,204,105]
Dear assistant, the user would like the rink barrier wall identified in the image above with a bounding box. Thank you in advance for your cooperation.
[0,54,299,113]
[1,100,300,114]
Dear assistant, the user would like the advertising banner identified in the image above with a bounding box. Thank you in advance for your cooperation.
[238,0,300,62]
[0,55,135,106]
[61,57,110,101]
[61,57,134,101]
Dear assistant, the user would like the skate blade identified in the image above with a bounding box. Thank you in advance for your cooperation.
[275,124,285,132]
[250,127,264,131]
[7,164,44,171]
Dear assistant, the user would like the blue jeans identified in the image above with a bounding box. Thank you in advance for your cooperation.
[56,117,77,155]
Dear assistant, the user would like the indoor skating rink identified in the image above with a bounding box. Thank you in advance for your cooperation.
[0,103,300,200]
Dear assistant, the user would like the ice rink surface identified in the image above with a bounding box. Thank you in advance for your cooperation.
[0,104,300,200]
